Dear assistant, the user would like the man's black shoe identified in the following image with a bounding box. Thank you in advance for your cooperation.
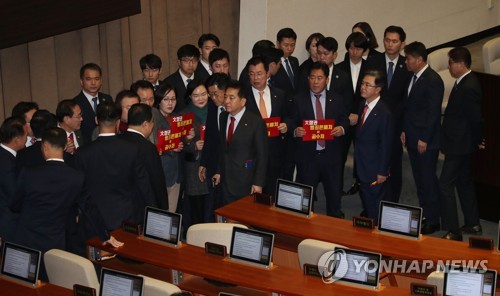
[421,222,440,235]
[442,231,463,241]
[460,224,482,235]
[345,182,360,195]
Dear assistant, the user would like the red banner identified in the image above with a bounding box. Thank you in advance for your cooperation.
[200,124,206,141]
[302,119,335,141]
[264,117,281,138]
[168,113,194,137]
[156,129,182,153]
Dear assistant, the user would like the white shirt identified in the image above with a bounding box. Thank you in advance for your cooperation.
[226,107,246,139]
[363,96,381,124]
[64,129,79,149]
[46,158,64,162]
[200,59,212,75]
[25,136,35,147]
[98,133,115,137]
[252,86,271,118]
[0,144,17,157]
[349,60,362,92]
[384,54,399,73]
[456,70,472,85]
[82,90,99,111]
[327,65,334,91]
[217,106,225,130]
[179,70,194,88]
[281,57,294,77]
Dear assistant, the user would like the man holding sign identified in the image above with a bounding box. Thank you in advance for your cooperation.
[245,56,292,195]
[291,62,349,218]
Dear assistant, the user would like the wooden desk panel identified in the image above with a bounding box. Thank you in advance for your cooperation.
[87,230,410,295]
[0,277,73,296]
[215,197,500,271]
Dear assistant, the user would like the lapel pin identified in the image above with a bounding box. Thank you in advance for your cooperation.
[335,75,339,79]
[399,64,403,68]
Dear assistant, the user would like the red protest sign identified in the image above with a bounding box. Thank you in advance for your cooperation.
[302,119,335,141]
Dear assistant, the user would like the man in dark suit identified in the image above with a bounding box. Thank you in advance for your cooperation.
[402,42,444,234]
[11,127,122,281]
[165,44,200,111]
[199,73,230,220]
[337,32,370,196]
[75,101,157,230]
[213,80,268,204]
[11,101,39,147]
[440,47,483,241]
[209,48,231,75]
[0,117,27,242]
[291,62,349,218]
[245,56,292,195]
[273,28,300,99]
[140,53,163,91]
[56,100,84,154]
[119,103,168,211]
[195,33,220,82]
[239,40,275,88]
[72,63,113,145]
[367,26,412,203]
[355,70,393,224]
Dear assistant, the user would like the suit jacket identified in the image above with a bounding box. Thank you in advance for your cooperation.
[271,56,300,98]
[366,54,412,131]
[200,101,224,177]
[298,57,314,78]
[75,135,157,230]
[0,147,17,241]
[403,66,444,150]
[16,141,75,173]
[336,58,369,114]
[118,131,168,210]
[245,86,292,164]
[355,99,393,183]
[194,63,210,83]
[441,72,483,155]
[218,109,268,198]
[73,91,113,145]
[165,70,188,111]
[291,91,349,164]
[10,161,109,254]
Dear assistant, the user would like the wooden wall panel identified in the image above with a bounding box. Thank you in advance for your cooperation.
[28,38,59,111]
[54,31,83,101]
[0,45,32,116]
[0,0,240,120]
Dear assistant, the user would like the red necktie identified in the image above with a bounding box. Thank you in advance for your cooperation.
[360,104,369,126]
[314,94,325,148]
[30,137,36,145]
[68,133,77,153]
[227,116,235,145]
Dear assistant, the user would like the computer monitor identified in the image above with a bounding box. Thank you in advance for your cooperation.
[274,179,314,217]
[332,247,381,289]
[229,227,274,269]
[378,201,422,239]
[99,268,144,296]
[443,266,496,296]
[143,206,182,247]
[1,242,41,286]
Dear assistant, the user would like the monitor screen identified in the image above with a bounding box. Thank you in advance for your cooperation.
[1,242,41,286]
[229,227,274,268]
[99,268,143,296]
[443,266,496,296]
[274,179,314,216]
[332,247,381,288]
[143,207,182,246]
[378,201,422,238]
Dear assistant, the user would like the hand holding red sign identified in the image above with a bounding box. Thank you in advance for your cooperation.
[156,129,182,153]
[264,117,281,138]
[302,119,335,141]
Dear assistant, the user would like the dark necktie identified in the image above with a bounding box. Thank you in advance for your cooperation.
[314,94,325,148]
[227,116,235,145]
[360,104,369,126]
[387,61,394,87]
[409,75,418,94]
[284,59,295,87]
[92,97,98,112]
[186,78,192,85]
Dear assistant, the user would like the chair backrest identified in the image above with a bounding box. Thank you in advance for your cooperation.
[428,47,453,72]
[44,249,99,290]
[186,223,248,252]
[141,275,181,296]
[426,270,444,294]
[297,239,347,270]
[483,37,500,74]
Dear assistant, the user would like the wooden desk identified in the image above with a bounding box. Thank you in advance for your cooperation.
[215,197,500,272]
[0,277,73,296]
[87,229,411,295]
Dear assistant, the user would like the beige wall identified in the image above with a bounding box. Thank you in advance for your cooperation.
[238,0,500,72]
[0,0,240,121]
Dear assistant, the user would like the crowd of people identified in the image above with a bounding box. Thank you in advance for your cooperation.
[0,23,484,280]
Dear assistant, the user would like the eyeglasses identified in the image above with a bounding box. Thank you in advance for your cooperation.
[162,98,176,104]
[360,81,378,88]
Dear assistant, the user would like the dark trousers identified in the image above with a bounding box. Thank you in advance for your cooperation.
[296,152,343,218]
[359,181,388,225]
[385,137,403,203]
[188,194,208,226]
[407,147,440,225]
[439,153,479,232]
[204,169,224,222]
